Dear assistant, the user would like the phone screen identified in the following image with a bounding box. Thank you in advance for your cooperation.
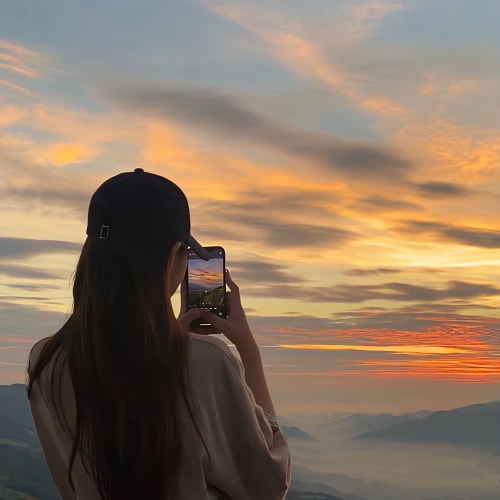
[187,246,227,318]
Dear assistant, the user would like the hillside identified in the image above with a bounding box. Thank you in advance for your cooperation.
[353,401,500,452]
[282,425,315,441]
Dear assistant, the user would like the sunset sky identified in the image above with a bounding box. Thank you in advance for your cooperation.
[1,0,499,415]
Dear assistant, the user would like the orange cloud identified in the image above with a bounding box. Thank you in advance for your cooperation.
[0,104,27,127]
[398,118,500,179]
[208,2,408,118]
[269,315,500,382]
[270,357,500,383]
[48,143,96,167]
[274,322,496,350]
[350,356,500,383]
[362,98,408,117]
[277,343,469,355]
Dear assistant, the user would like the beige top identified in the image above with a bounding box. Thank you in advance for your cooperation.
[28,333,291,500]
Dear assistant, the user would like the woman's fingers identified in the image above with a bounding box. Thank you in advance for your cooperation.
[176,271,253,349]
[225,291,232,316]
[225,269,240,300]
[178,308,209,330]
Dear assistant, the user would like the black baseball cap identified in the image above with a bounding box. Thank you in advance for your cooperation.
[86,168,209,270]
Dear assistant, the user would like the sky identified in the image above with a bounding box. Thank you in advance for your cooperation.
[0,0,499,415]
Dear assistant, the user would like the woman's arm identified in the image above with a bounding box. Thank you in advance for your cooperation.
[179,270,277,417]
[232,332,276,418]
[179,271,290,499]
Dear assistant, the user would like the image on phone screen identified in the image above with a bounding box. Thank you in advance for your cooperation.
[187,246,227,318]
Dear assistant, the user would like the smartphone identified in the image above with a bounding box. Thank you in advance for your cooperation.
[187,246,228,321]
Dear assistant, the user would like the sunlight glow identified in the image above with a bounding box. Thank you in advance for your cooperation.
[276,344,469,355]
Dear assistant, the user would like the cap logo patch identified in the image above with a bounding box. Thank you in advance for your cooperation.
[99,225,110,239]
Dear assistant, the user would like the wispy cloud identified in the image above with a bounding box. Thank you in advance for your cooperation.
[277,343,468,355]
[343,268,401,276]
[243,279,500,303]
[231,258,307,284]
[0,40,50,78]
[252,310,500,382]
[206,1,409,117]
[396,220,500,248]
[0,79,32,95]
[413,181,471,198]
[0,237,81,259]
[0,263,62,280]
[0,303,67,340]
[0,148,98,212]
[100,81,413,180]
[347,356,500,382]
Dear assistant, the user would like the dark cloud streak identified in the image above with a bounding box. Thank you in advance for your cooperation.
[101,82,413,180]
[0,263,63,280]
[414,181,470,197]
[243,280,500,303]
[0,148,93,213]
[0,237,81,260]
[231,259,306,284]
[196,194,359,248]
[344,268,401,276]
[397,220,500,248]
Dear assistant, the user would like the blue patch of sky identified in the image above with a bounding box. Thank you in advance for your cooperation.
[268,90,381,142]
[440,94,500,130]
[152,58,303,94]
[374,0,500,47]
[2,124,59,144]
[2,0,313,110]
[312,106,381,142]
[0,0,248,70]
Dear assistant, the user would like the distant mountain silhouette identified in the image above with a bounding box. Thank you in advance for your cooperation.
[0,384,39,448]
[353,401,500,452]
[282,425,315,441]
[327,412,420,437]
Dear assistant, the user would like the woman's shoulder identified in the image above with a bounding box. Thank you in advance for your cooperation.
[29,337,52,366]
[28,335,67,384]
[187,333,240,373]
[187,332,234,357]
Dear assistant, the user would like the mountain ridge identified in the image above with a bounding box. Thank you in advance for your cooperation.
[353,401,500,452]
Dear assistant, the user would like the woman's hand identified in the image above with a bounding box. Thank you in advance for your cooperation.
[179,270,276,416]
[178,270,257,354]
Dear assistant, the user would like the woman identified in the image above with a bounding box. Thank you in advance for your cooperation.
[27,168,291,499]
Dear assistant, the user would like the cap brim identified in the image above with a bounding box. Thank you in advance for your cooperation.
[187,235,210,260]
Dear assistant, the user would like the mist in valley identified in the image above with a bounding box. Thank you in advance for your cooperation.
[284,407,500,500]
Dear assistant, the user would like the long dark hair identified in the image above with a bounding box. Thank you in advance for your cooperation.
[27,236,200,499]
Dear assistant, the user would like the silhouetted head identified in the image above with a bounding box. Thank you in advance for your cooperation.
[86,167,208,285]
